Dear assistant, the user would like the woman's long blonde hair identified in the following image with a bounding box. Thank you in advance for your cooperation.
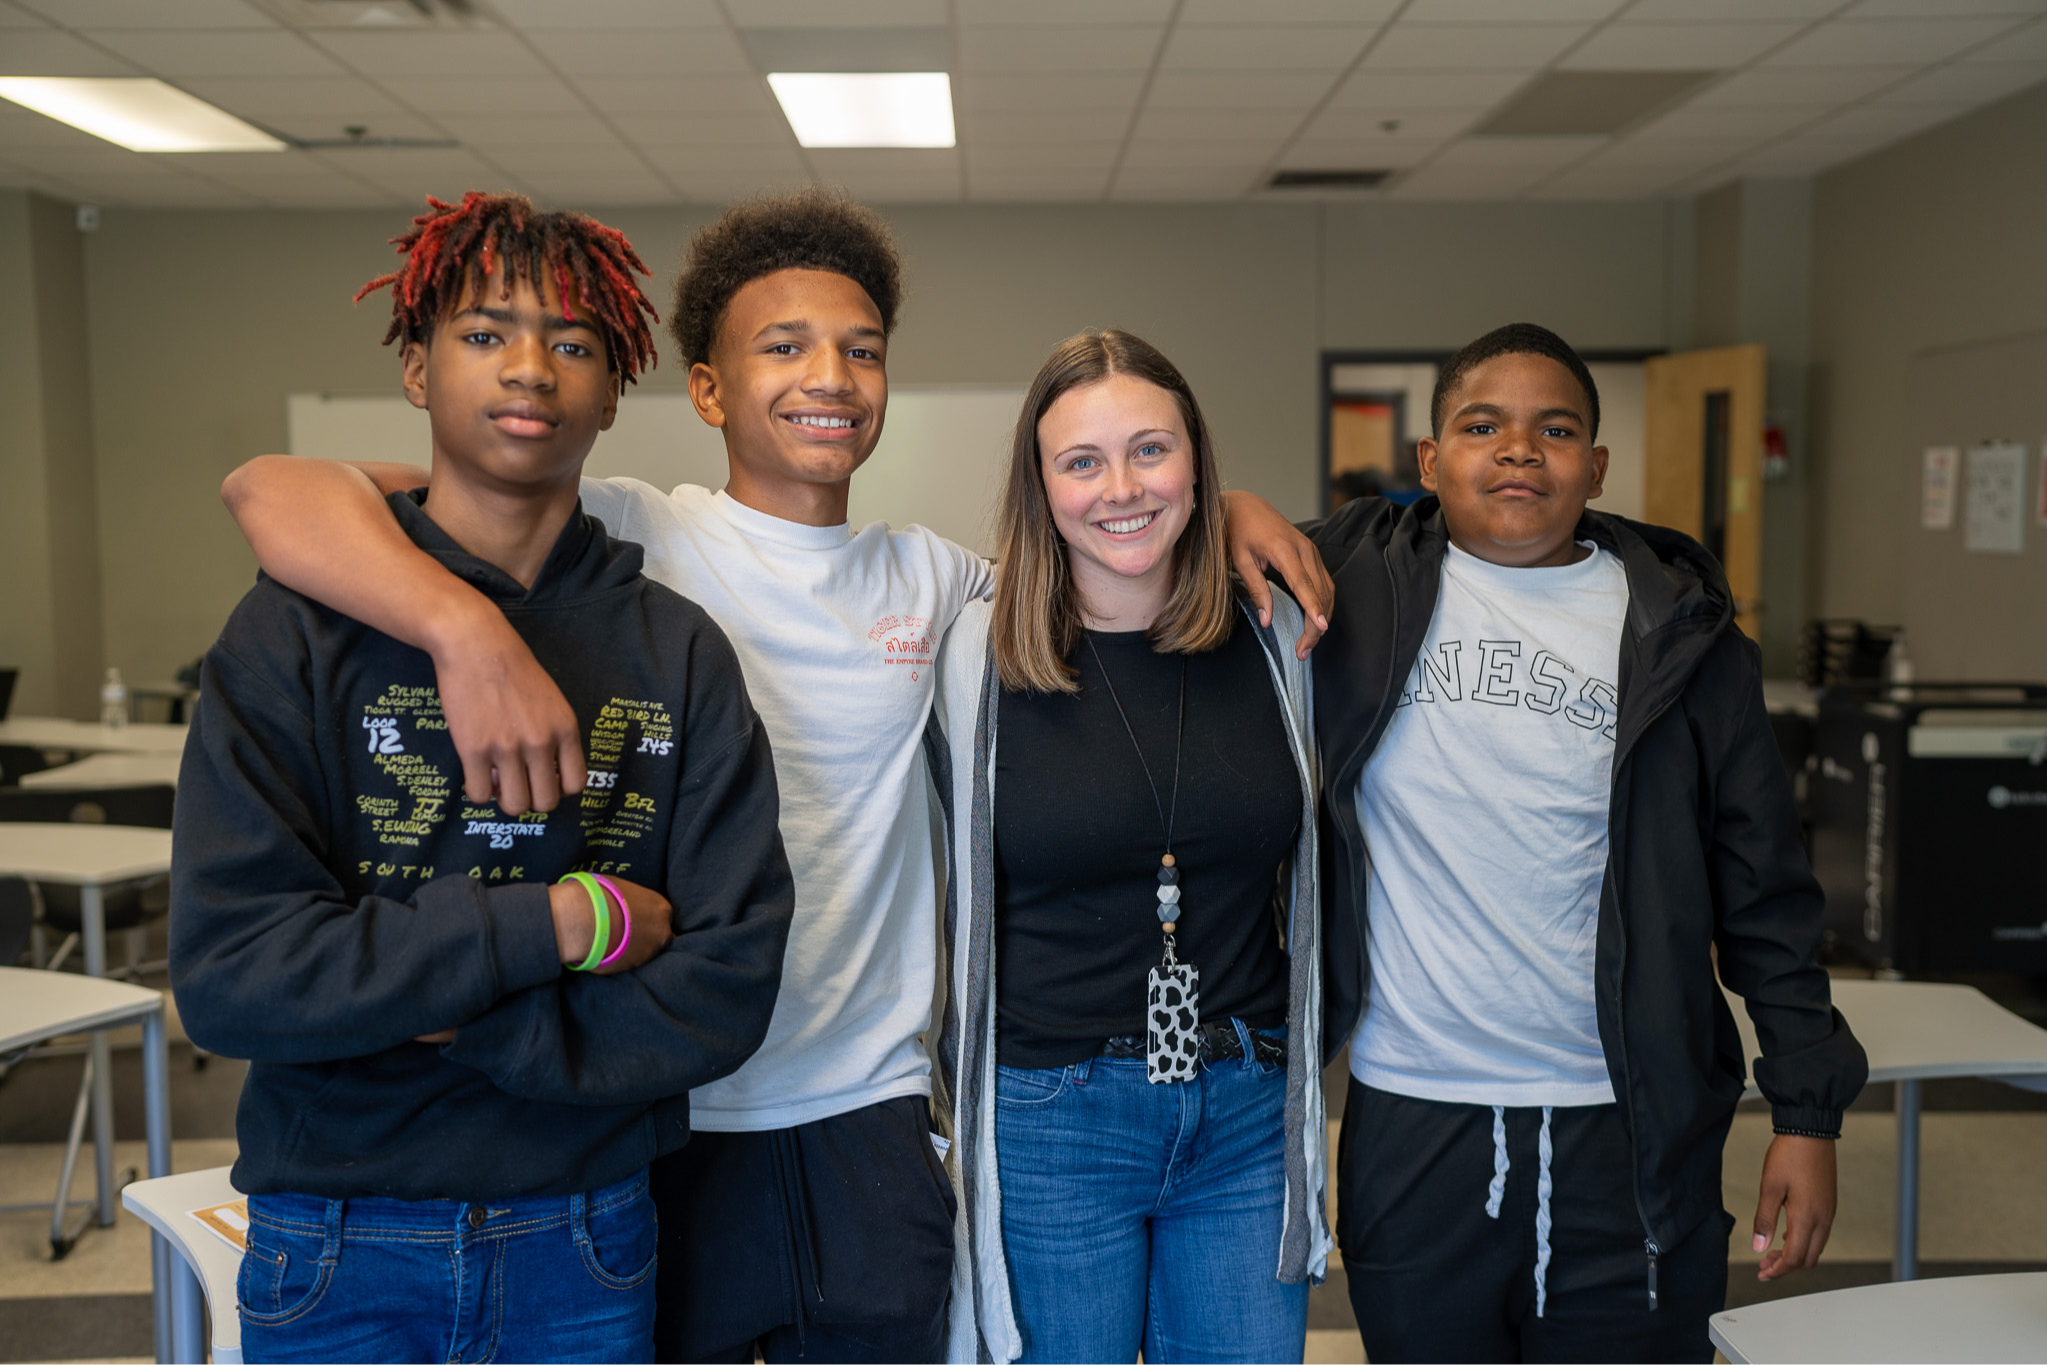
[992,329,1234,694]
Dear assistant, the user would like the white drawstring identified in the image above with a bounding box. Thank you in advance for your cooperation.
[1534,1106,1555,1318]
[1484,1105,1508,1219]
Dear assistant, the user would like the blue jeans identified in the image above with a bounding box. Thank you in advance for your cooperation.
[238,1169,656,1364]
[994,1023,1307,1364]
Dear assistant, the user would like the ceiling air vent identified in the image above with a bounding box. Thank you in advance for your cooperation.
[1268,169,1390,190]
[1473,71,1717,137]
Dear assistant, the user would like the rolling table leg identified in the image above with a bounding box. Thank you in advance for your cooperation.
[1895,1077,1921,1282]
[82,883,118,1227]
[143,1008,201,1364]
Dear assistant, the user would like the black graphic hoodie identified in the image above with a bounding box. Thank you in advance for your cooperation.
[1304,494,1868,1256]
[171,492,794,1202]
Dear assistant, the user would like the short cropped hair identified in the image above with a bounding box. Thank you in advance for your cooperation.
[992,330,1234,695]
[670,187,903,368]
[1431,322,1600,441]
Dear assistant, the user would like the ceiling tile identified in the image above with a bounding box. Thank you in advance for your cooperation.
[463,142,646,174]
[1110,164,1260,198]
[180,75,408,117]
[1560,21,1805,70]
[1961,16,2047,59]
[1622,0,1837,15]
[1129,107,1305,140]
[529,27,751,75]
[1300,106,1478,140]
[958,73,1145,110]
[1579,134,1757,168]
[1280,134,1444,167]
[16,0,273,27]
[640,143,807,179]
[1160,23,1378,71]
[1527,167,1683,198]
[1763,17,2024,66]
[88,29,344,76]
[954,0,1174,25]
[521,170,679,205]
[1177,0,1400,21]
[1119,140,1279,168]
[1432,133,1603,167]
[1402,0,1624,17]
[334,146,523,197]
[1689,65,1913,105]
[966,165,1111,200]
[962,107,1134,142]
[490,0,724,27]
[1727,133,1888,174]
[1631,103,1820,141]
[610,111,791,146]
[0,28,140,73]
[1363,23,1591,70]
[0,3,51,26]
[307,31,551,77]
[732,0,946,26]
[1325,68,1530,110]
[374,73,587,115]
[245,110,447,143]
[1883,59,2047,101]
[434,114,622,146]
[560,74,774,113]
[1389,163,1551,197]
[1844,0,2047,15]
[957,25,1161,72]
[1806,99,1972,139]
[1144,71,1337,108]
[964,141,1120,169]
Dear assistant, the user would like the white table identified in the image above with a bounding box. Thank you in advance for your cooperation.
[22,753,184,791]
[1729,978,2047,1280]
[0,717,190,756]
[1710,1270,2047,1363]
[0,824,175,1248]
[0,967,194,1364]
[123,1166,243,1364]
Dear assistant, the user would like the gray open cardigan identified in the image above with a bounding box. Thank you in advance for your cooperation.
[927,592,1332,1364]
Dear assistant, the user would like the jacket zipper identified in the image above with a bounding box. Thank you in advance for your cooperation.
[1645,1239,1661,1311]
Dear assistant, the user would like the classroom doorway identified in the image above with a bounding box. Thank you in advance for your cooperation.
[1643,344,1767,641]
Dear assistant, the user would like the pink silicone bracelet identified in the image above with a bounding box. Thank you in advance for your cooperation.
[592,875,633,968]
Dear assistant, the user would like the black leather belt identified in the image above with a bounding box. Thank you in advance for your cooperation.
[1099,1021,1286,1068]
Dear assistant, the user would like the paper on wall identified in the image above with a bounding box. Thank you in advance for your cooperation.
[1964,441,2026,554]
[1921,445,1958,529]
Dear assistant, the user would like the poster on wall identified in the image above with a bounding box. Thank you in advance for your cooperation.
[1921,445,1958,529]
[1963,441,2026,554]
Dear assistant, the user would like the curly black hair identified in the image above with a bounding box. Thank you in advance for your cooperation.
[670,187,903,369]
[1431,322,1600,441]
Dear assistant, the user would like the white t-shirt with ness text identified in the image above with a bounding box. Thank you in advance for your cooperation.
[581,478,993,1132]
[1350,539,1629,1109]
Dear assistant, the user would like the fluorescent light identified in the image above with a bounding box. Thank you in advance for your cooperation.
[0,78,284,152]
[767,72,954,149]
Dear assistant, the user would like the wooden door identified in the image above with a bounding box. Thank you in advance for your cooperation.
[1643,343,1767,640]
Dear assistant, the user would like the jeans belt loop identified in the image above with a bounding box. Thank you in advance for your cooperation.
[320,1198,344,1266]
[570,1189,589,1248]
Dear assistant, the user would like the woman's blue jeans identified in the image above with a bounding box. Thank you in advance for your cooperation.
[237,1168,656,1364]
[994,1023,1307,1364]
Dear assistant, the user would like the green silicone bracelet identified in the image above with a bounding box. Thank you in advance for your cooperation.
[561,872,611,972]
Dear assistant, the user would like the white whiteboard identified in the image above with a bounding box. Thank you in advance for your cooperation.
[287,385,1026,556]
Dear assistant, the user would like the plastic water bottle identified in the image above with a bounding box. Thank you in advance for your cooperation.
[1884,631,1914,701]
[100,666,128,728]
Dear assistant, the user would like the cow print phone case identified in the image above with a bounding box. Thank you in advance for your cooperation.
[1146,962,1200,1084]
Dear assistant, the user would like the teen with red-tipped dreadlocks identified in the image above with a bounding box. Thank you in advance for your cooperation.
[171,193,794,1364]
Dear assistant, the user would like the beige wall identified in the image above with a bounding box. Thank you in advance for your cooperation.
[57,195,1689,686]
[1809,80,2047,677]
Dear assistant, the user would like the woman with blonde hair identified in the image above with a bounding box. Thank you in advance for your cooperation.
[932,330,1330,1363]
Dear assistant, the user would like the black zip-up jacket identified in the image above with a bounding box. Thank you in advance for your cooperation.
[171,492,795,1203]
[1306,495,1867,1252]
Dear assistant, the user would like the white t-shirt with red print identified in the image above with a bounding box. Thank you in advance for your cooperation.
[582,477,992,1131]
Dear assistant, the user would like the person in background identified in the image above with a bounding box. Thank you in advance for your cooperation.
[933,330,1330,1365]
[172,192,794,1364]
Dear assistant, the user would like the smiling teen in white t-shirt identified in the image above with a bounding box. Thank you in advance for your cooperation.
[220,189,1333,1364]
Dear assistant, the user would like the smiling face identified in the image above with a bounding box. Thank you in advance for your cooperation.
[401,266,618,493]
[1420,351,1607,568]
[1038,372,1199,626]
[688,267,887,523]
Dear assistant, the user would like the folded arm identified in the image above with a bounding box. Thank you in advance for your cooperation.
[221,455,585,813]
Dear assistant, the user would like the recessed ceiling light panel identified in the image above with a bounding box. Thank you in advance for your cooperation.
[0,78,285,152]
[767,72,955,149]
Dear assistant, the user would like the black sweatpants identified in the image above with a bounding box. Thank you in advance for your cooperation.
[1337,1080,1729,1364]
[650,1094,956,1364]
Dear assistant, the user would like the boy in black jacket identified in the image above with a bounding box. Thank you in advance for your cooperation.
[1261,324,1866,1362]
[170,193,794,1364]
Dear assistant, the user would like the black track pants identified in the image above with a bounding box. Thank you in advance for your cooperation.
[1337,1080,1729,1364]
[650,1095,956,1364]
